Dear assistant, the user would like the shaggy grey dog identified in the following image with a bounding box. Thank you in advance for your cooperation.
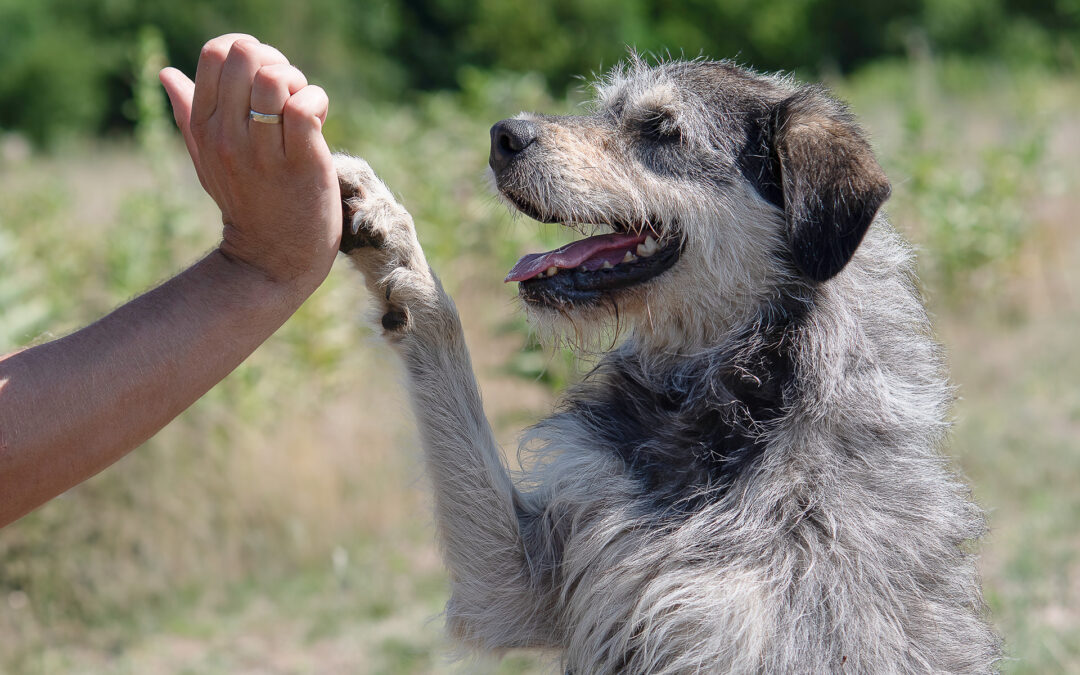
[335,57,1001,673]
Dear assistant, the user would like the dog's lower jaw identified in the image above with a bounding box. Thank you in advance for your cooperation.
[516,235,802,358]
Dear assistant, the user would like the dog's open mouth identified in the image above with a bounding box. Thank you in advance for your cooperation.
[504,214,682,305]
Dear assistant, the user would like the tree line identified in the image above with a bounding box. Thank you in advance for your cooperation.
[1,0,1076,145]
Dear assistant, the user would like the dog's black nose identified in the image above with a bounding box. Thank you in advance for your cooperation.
[489,119,538,174]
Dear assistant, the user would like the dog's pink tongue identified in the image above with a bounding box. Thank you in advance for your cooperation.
[505,232,647,282]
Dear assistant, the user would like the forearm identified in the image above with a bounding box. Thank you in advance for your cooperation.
[0,250,314,527]
[400,313,520,548]
[397,301,560,648]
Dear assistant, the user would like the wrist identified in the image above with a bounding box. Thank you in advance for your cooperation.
[206,247,323,316]
[212,245,328,307]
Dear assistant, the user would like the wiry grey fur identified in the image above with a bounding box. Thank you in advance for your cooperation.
[335,56,1001,673]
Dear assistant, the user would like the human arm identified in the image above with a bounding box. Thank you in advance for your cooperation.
[0,35,340,527]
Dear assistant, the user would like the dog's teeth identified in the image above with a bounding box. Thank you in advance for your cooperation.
[602,261,613,269]
[546,266,558,277]
[622,251,636,263]
[636,236,659,257]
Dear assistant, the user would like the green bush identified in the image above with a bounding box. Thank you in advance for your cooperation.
[839,57,1056,302]
[1,0,1078,145]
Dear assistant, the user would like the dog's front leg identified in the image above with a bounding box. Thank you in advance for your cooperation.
[335,155,560,650]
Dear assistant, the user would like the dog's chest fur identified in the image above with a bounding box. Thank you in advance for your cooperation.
[560,302,806,512]
[518,303,815,669]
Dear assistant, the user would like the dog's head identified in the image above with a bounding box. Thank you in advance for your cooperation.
[490,58,890,349]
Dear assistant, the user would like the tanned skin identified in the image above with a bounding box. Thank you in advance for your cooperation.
[0,34,341,527]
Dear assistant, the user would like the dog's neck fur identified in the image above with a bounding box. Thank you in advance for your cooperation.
[563,291,808,514]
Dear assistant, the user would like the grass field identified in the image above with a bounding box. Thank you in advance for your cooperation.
[1,59,1078,673]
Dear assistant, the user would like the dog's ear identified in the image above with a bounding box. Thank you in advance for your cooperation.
[770,93,891,282]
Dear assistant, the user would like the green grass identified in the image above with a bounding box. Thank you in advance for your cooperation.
[1,57,1078,672]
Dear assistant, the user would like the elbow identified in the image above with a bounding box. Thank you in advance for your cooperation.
[444,582,562,651]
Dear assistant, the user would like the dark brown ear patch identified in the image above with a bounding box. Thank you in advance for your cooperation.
[774,95,891,282]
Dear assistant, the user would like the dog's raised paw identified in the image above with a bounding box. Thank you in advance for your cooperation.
[335,154,399,254]
[332,153,437,334]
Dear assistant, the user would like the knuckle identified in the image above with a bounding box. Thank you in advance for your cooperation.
[189,117,213,143]
[253,64,306,94]
[284,65,308,88]
[212,33,255,48]
[307,85,329,105]
[291,84,327,106]
[190,115,209,133]
[227,39,257,62]
[282,95,310,119]
[232,40,286,67]
[199,41,228,65]
[252,66,284,93]
[202,33,256,60]
[262,44,290,64]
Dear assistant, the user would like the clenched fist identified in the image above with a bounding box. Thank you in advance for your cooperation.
[159,34,341,293]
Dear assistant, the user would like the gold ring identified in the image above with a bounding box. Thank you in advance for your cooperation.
[249,110,283,124]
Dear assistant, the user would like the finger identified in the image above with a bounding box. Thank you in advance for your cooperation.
[282,85,331,163]
[218,41,289,141]
[249,64,308,158]
[191,33,257,128]
[159,68,206,184]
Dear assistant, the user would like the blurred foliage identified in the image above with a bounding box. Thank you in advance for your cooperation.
[906,129,1046,295]
[835,57,1055,300]
[2,0,1079,145]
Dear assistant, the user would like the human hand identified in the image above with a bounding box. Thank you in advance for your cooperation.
[159,34,342,293]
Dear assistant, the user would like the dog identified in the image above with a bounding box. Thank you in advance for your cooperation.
[335,57,1001,673]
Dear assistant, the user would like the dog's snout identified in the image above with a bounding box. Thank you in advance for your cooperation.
[489,119,538,174]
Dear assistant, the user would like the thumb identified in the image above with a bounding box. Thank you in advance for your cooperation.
[159,67,204,182]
